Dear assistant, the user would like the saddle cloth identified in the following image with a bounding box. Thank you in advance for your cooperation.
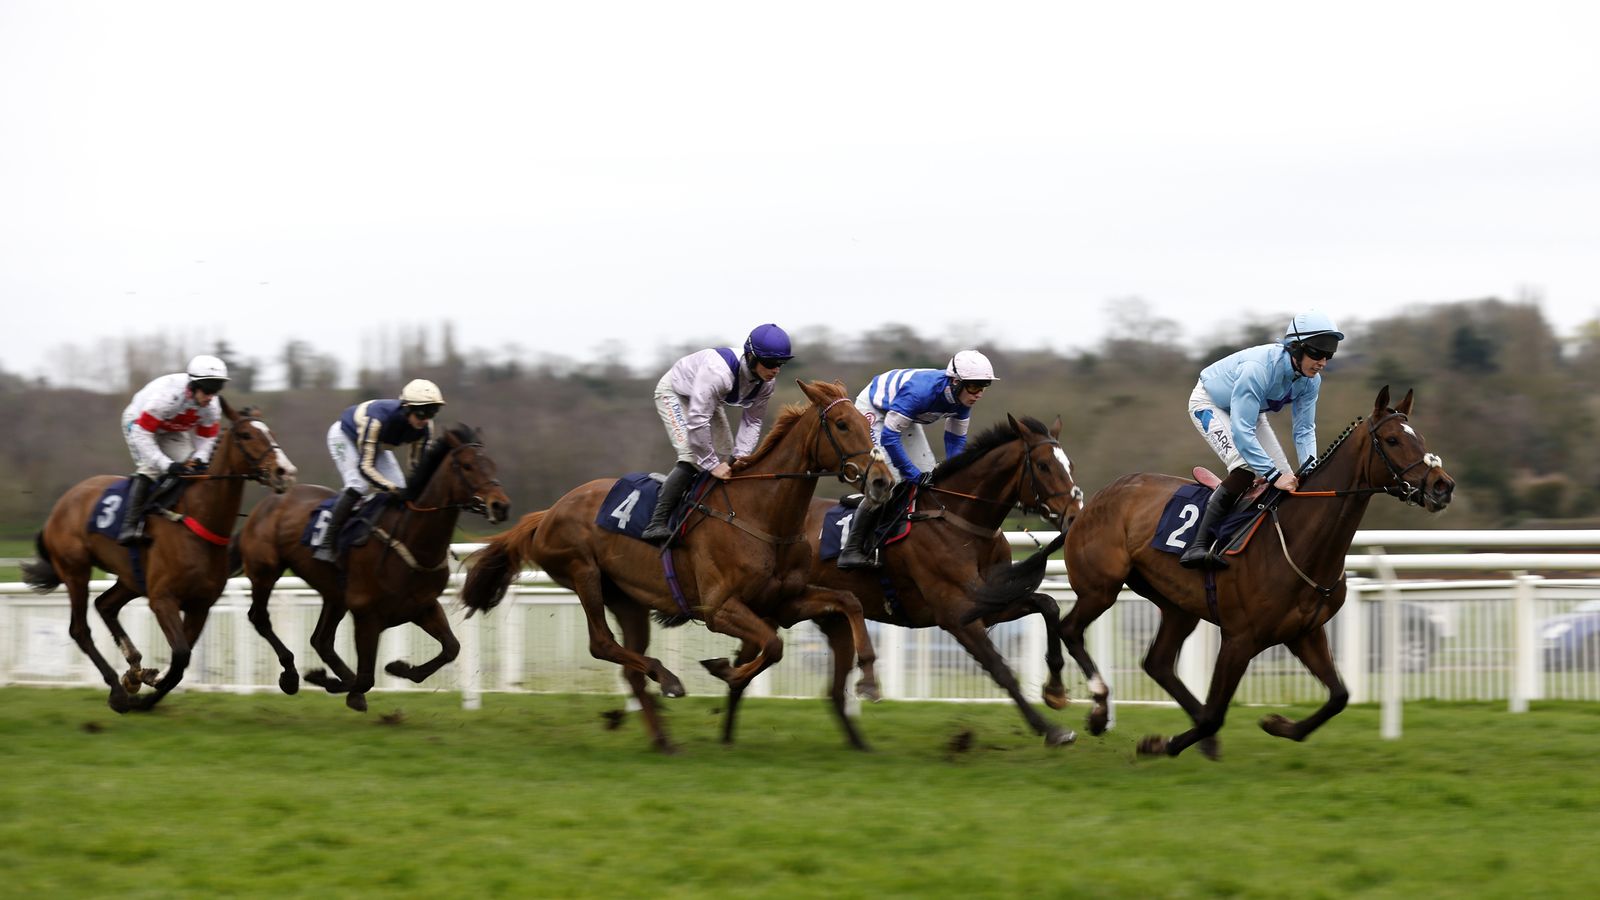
[1149,483,1268,558]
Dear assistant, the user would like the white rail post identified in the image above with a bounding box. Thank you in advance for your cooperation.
[499,586,523,693]
[1020,613,1046,702]
[1178,623,1213,700]
[230,584,256,694]
[460,601,481,711]
[879,623,905,700]
[1509,572,1540,713]
[1375,547,1403,740]
[1340,579,1368,704]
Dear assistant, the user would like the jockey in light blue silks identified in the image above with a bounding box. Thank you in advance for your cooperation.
[836,349,998,569]
[640,323,794,545]
[1178,310,1343,570]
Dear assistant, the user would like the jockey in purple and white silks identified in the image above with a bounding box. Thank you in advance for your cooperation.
[116,354,230,544]
[1179,309,1343,570]
[640,323,794,545]
[836,349,998,569]
[314,378,445,562]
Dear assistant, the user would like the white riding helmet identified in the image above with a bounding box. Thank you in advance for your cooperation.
[944,349,999,382]
[186,355,230,381]
[400,379,446,406]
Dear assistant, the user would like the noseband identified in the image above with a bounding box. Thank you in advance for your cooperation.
[1018,436,1083,525]
[813,397,881,489]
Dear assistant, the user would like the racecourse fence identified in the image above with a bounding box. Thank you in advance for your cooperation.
[4,532,1600,731]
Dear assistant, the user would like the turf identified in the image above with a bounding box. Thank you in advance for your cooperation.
[2,688,1597,898]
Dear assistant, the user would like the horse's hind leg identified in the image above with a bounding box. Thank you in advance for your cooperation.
[385,600,459,684]
[1136,606,1220,759]
[244,567,299,694]
[1260,628,1349,742]
[64,573,135,712]
[93,582,160,692]
[815,613,870,750]
[1058,588,1116,736]
[575,568,683,698]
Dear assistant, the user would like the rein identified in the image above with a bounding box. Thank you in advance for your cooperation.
[919,434,1076,528]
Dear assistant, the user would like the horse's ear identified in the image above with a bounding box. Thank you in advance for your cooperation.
[1396,389,1414,416]
[1050,415,1063,440]
[220,395,239,422]
[796,379,826,406]
[1007,413,1023,436]
[1373,385,1391,414]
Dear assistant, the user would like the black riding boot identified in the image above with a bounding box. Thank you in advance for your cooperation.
[837,503,883,570]
[1179,483,1241,570]
[314,488,361,563]
[641,462,697,545]
[117,475,155,546]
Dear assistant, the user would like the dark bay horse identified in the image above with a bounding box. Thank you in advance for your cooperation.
[21,400,297,712]
[460,379,896,752]
[1059,387,1455,758]
[232,423,510,712]
[721,414,1087,748]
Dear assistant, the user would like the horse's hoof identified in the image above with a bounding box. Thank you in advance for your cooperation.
[384,661,413,680]
[305,669,347,693]
[1087,704,1109,736]
[120,672,143,694]
[655,740,680,755]
[1258,713,1295,740]
[1043,685,1070,711]
[658,671,686,698]
[108,689,132,714]
[346,693,368,713]
[1045,726,1077,747]
[1136,735,1168,756]
[1199,735,1222,760]
[139,667,161,686]
[699,658,733,681]
[855,677,882,703]
[278,671,300,695]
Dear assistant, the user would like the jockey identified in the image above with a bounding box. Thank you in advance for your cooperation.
[640,323,793,545]
[314,378,444,563]
[836,349,998,569]
[117,355,230,544]
[1179,309,1343,570]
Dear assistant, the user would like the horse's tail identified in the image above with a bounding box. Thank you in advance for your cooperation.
[962,529,1068,625]
[459,510,547,616]
[20,531,62,593]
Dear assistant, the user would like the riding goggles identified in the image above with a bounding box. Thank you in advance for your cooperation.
[190,379,226,395]
[407,404,442,419]
[960,380,992,394]
[754,357,791,370]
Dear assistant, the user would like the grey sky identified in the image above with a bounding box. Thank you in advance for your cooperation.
[2,1,1597,387]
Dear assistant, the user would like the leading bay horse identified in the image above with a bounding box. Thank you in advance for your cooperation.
[1057,387,1454,758]
[721,414,1087,748]
[231,423,511,712]
[460,379,896,753]
[20,399,297,712]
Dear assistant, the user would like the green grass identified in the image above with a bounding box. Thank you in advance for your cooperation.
[3,689,1598,898]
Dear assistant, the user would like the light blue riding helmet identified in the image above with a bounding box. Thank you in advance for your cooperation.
[1283,310,1344,355]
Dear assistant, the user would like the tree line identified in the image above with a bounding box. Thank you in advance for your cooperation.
[1,297,1597,537]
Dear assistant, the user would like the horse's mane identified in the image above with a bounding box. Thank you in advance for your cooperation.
[404,423,480,501]
[932,415,1050,481]
[1298,416,1366,487]
[730,381,847,472]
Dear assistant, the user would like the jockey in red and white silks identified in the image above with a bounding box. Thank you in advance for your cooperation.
[121,372,223,478]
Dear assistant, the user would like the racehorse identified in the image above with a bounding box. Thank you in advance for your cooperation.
[720,414,1087,748]
[231,423,510,712]
[20,400,297,712]
[1056,387,1454,758]
[459,379,896,752]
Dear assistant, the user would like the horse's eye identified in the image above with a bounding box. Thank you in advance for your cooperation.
[835,420,848,431]
[1385,436,1399,446]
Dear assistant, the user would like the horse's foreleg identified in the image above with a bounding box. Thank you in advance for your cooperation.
[343,612,384,713]
[720,639,763,745]
[303,598,355,694]
[244,570,299,694]
[130,596,191,711]
[699,598,782,691]
[1144,636,1254,759]
[610,599,676,753]
[1261,628,1349,742]
[982,592,1068,710]
[942,612,1075,748]
[93,582,159,692]
[384,601,459,684]
[814,615,870,751]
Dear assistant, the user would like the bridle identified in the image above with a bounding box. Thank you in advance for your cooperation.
[725,396,883,490]
[404,442,504,517]
[174,415,283,486]
[1365,412,1445,507]
[920,433,1082,527]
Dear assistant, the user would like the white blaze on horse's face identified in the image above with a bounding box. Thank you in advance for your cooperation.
[251,420,299,484]
[1401,423,1418,438]
[1053,446,1072,473]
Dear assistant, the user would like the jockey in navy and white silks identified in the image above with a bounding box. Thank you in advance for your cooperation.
[836,349,997,569]
[640,323,794,544]
[1179,310,1343,570]
[855,349,998,483]
[116,354,230,543]
[316,379,445,562]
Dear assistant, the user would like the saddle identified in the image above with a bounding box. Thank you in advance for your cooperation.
[300,492,393,555]
[818,484,918,562]
[89,475,193,542]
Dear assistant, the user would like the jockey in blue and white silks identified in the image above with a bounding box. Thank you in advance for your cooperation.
[837,349,998,569]
[640,323,794,545]
[1179,310,1343,570]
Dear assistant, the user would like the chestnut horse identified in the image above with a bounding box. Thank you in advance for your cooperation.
[20,399,297,712]
[232,423,511,712]
[460,379,896,752]
[1058,387,1454,758]
[721,414,1087,748]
